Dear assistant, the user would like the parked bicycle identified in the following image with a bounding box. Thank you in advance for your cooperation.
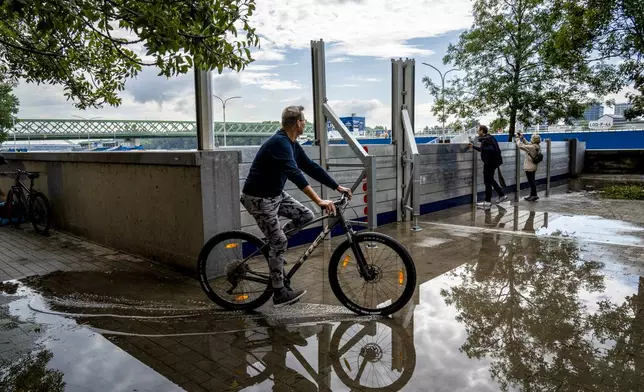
[0,169,51,235]
[197,193,417,316]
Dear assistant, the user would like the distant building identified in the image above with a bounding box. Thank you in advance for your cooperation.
[614,102,634,117]
[583,103,604,122]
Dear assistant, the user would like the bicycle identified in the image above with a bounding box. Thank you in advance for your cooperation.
[197,193,417,316]
[0,169,51,235]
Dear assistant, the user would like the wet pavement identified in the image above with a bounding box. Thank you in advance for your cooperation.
[1,183,644,391]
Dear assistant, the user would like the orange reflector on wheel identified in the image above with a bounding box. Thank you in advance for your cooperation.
[342,256,350,268]
[344,358,352,371]
[235,294,249,301]
[398,270,404,285]
[225,243,239,249]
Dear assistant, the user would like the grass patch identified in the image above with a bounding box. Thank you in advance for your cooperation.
[601,184,644,200]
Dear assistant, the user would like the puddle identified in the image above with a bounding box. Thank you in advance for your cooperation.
[537,214,644,245]
[1,231,643,391]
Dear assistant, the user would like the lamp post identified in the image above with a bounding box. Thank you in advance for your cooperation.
[72,115,101,148]
[213,95,241,147]
[422,63,458,141]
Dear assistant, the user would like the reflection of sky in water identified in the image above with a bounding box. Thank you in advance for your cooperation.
[537,215,644,246]
[413,270,512,392]
[7,290,184,392]
[410,250,642,392]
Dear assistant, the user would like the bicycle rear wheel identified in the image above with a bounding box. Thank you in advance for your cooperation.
[28,192,51,235]
[6,189,25,229]
[197,230,273,311]
[328,232,416,316]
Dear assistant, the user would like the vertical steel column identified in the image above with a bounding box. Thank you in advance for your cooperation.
[546,138,552,197]
[391,59,404,222]
[317,324,332,392]
[366,155,377,230]
[194,69,214,150]
[403,59,419,228]
[515,144,521,201]
[472,149,479,209]
[513,206,519,231]
[311,40,329,201]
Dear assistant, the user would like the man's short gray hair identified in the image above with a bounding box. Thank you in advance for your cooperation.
[281,106,305,128]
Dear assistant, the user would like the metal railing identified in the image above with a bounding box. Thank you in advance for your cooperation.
[311,39,376,230]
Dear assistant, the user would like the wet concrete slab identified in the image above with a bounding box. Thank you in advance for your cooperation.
[1,183,643,391]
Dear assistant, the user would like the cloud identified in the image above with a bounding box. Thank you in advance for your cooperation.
[327,99,391,126]
[329,57,353,63]
[212,73,242,96]
[347,76,382,82]
[331,84,358,88]
[252,45,287,61]
[126,68,193,104]
[240,72,301,90]
[252,0,472,58]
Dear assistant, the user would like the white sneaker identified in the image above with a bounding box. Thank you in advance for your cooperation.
[496,195,509,204]
[477,202,492,210]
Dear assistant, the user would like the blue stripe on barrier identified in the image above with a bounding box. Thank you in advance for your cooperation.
[246,173,568,249]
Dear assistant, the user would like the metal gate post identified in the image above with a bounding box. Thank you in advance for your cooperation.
[472,148,478,209]
[366,155,377,230]
[392,59,404,222]
[515,143,521,202]
[194,69,214,150]
[546,138,552,197]
[311,40,329,202]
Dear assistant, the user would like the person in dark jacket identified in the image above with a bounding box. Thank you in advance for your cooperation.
[469,125,508,209]
[241,106,352,307]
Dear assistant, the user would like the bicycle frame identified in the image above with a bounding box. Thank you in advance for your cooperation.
[239,200,372,288]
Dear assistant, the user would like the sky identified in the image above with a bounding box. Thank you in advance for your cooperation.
[11,0,633,129]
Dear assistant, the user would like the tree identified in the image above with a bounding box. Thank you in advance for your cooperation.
[0,350,65,392]
[0,0,259,109]
[551,0,644,120]
[490,117,509,133]
[0,80,19,143]
[442,235,611,391]
[441,0,613,141]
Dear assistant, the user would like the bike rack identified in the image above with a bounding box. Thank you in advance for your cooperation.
[392,59,422,231]
[311,40,376,230]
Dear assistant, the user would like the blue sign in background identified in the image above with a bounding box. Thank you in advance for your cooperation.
[339,116,366,133]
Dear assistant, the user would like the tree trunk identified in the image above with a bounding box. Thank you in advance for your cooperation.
[509,105,517,142]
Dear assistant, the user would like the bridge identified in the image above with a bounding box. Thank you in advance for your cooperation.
[8,119,316,141]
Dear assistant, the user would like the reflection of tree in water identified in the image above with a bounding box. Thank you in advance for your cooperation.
[441,236,611,391]
[0,350,65,392]
[586,276,644,391]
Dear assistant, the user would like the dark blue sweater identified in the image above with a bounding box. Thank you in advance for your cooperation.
[473,134,503,167]
[242,130,339,198]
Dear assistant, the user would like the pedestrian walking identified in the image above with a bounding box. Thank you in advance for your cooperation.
[469,125,508,210]
[516,132,542,201]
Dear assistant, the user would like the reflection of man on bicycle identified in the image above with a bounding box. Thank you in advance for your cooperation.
[241,106,352,307]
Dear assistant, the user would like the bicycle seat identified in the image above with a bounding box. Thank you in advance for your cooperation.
[27,172,40,179]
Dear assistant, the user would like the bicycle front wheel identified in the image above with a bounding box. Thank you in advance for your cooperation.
[197,230,273,311]
[329,232,416,316]
[28,192,51,235]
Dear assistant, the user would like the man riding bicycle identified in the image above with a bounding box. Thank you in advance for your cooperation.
[241,106,352,307]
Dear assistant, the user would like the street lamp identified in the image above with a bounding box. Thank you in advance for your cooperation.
[213,95,241,147]
[71,115,102,147]
[422,63,458,140]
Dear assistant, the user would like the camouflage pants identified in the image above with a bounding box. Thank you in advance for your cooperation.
[241,192,314,289]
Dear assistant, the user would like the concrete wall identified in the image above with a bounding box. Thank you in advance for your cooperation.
[0,151,241,274]
[239,141,571,242]
[584,149,644,175]
[0,140,572,272]
[414,141,569,213]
